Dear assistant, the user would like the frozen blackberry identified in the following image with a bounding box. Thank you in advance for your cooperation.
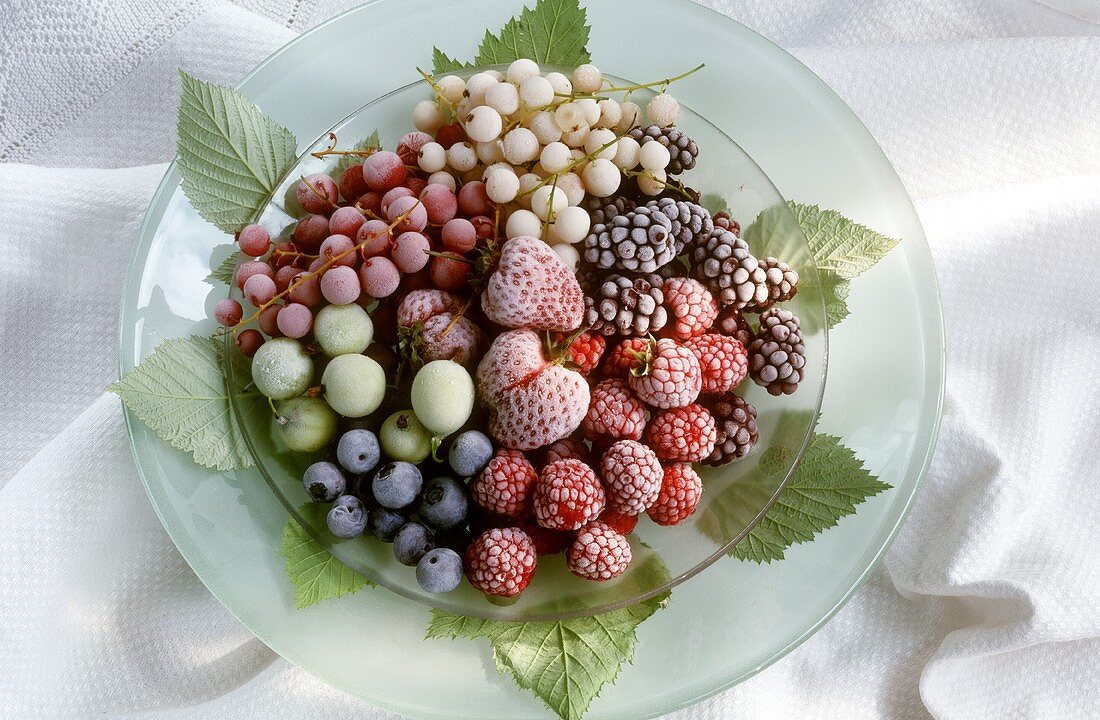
[689,227,768,309]
[584,274,668,337]
[712,210,740,236]
[583,205,676,274]
[704,395,759,466]
[583,195,635,225]
[575,261,606,294]
[749,308,806,396]
[628,124,699,175]
[714,307,753,346]
[646,198,713,254]
[746,257,799,311]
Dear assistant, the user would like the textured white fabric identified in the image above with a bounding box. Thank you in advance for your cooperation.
[2,0,1099,718]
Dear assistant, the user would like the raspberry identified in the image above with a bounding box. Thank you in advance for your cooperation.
[582,379,648,442]
[600,337,650,380]
[557,330,606,375]
[683,333,748,394]
[598,507,639,535]
[647,463,703,526]
[523,523,573,555]
[465,527,537,597]
[533,459,606,530]
[629,338,702,409]
[567,522,632,581]
[471,449,538,520]
[600,440,662,515]
[705,394,759,466]
[661,277,717,340]
[544,436,589,466]
[645,404,717,462]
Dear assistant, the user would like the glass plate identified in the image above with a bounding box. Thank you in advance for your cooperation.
[119,1,943,717]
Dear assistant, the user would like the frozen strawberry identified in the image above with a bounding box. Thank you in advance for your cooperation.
[481,237,585,332]
[475,329,590,450]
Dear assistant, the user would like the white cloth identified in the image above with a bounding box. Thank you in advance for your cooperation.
[2,1,1099,718]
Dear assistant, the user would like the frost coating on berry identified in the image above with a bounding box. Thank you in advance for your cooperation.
[544,437,589,466]
[419,313,483,366]
[600,440,662,516]
[534,459,605,531]
[471,449,538,520]
[397,289,464,327]
[567,522,632,581]
[582,379,648,442]
[662,277,717,340]
[690,228,767,309]
[647,463,703,526]
[601,337,650,379]
[705,394,759,466]
[465,527,537,597]
[629,338,702,409]
[645,404,717,462]
[559,330,606,375]
[482,237,585,332]
[684,333,748,394]
[749,308,806,396]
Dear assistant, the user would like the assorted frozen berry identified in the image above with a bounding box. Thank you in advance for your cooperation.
[218,56,807,601]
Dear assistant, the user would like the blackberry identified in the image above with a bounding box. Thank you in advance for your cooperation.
[583,205,676,273]
[583,194,634,225]
[749,308,806,396]
[628,124,699,175]
[747,257,799,311]
[712,210,740,236]
[575,261,606,294]
[646,198,713,254]
[584,273,668,337]
[689,227,768,309]
[704,395,759,466]
[714,307,753,346]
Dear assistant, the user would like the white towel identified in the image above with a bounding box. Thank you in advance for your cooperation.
[2,1,1099,717]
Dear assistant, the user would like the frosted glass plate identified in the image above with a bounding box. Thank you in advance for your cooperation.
[119,1,943,717]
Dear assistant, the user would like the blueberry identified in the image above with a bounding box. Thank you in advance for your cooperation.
[372,461,423,509]
[336,429,381,475]
[367,507,406,542]
[303,461,346,502]
[393,521,434,566]
[326,495,367,538]
[416,547,463,593]
[448,430,494,477]
[418,476,469,529]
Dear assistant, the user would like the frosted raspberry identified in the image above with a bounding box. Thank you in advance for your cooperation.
[600,337,650,380]
[661,277,718,340]
[629,338,702,409]
[465,527,537,597]
[567,522,632,581]
[683,333,748,394]
[645,403,717,462]
[582,379,648,442]
[533,459,606,531]
[647,463,703,526]
[557,330,606,375]
[544,436,589,466]
[600,440,662,516]
[523,523,573,555]
[471,449,538,520]
[598,507,639,535]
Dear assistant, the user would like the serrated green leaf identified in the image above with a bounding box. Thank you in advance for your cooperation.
[281,504,373,609]
[427,592,667,720]
[700,432,891,563]
[108,336,253,471]
[176,70,298,234]
[206,250,239,285]
[431,47,471,74]
[699,193,727,216]
[796,268,849,334]
[433,0,591,74]
[334,130,381,174]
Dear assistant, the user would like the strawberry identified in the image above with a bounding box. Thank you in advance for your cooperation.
[475,329,590,450]
[481,237,585,332]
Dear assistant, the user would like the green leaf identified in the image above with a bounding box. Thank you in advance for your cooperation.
[206,250,239,285]
[699,193,727,216]
[427,593,667,720]
[176,70,298,234]
[432,0,591,73]
[432,47,471,74]
[108,335,253,471]
[334,130,381,174]
[699,431,891,563]
[796,268,849,335]
[281,504,373,609]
